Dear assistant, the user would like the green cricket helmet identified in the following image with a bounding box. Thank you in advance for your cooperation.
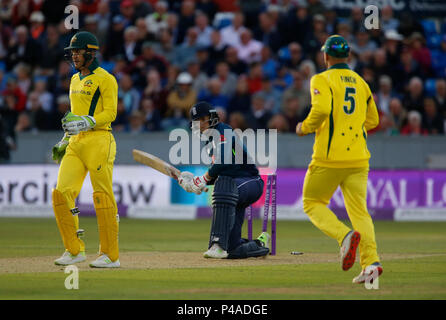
[321,35,350,58]
[65,31,99,51]
[64,31,99,65]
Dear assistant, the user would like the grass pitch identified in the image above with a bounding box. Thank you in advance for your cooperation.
[0,217,445,299]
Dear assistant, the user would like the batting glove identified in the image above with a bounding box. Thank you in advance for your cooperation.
[62,111,96,136]
[178,171,195,193]
[191,175,209,195]
[52,133,70,164]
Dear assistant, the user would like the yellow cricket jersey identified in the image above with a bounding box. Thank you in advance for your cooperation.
[301,63,379,168]
[69,60,118,131]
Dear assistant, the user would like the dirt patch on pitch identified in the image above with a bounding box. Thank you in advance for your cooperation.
[0,252,443,274]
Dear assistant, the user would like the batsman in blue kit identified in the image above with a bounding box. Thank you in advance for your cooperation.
[179,102,270,259]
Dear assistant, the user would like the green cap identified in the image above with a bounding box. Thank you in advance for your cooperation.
[321,35,350,58]
[64,31,99,51]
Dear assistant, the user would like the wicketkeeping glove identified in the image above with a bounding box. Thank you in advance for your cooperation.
[52,133,70,164]
[61,111,96,136]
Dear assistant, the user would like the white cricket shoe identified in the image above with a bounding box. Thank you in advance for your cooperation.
[340,230,361,271]
[203,243,228,259]
[353,263,383,284]
[89,254,120,268]
[54,250,86,266]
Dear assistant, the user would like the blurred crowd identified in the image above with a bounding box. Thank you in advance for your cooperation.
[1,0,446,161]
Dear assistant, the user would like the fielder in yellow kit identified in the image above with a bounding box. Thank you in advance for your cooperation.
[296,35,383,284]
[51,31,120,268]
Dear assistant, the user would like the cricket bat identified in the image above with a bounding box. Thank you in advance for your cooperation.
[132,149,209,192]
[132,149,181,180]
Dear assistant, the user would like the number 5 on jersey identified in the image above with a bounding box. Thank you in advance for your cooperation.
[343,87,356,115]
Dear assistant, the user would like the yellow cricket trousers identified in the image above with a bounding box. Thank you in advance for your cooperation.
[55,130,119,261]
[302,165,380,269]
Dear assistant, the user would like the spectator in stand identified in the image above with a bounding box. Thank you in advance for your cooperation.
[6,25,42,71]
[48,95,70,130]
[140,98,162,132]
[272,63,293,92]
[120,26,142,63]
[134,17,153,43]
[196,45,215,76]
[336,21,354,45]
[422,97,444,135]
[27,77,53,113]
[235,29,263,64]
[247,62,263,94]
[38,24,64,75]
[397,11,424,39]
[112,97,127,132]
[246,93,273,129]
[260,46,279,80]
[394,47,423,93]
[95,0,111,49]
[403,77,425,113]
[303,14,327,59]
[229,111,248,131]
[119,74,140,115]
[127,41,168,85]
[214,61,237,97]
[284,42,304,70]
[187,59,208,97]
[371,48,392,80]
[0,20,13,60]
[220,11,247,48]
[166,12,180,44]
[175,27,199,70]
[153,29,176,64]
[120,0,137,26]
[299,59,316,91]
[177,0,196,45]
[409,32,432,78]
[281,96,301,132]
[401,110,428,136]
[347,6,364,35]
[351,27,377,58]
[106,15,127,59]
[307,0,326,16]
[11,0,35,26]
[267,113,289,133]
[165,64,180,92]
[194,12,213,48]
[228,76,251,116]
[196,0,217,21]
[377,75,397,116]
[198,77,229,110]
[434,79,446,117]
[145,0,168,38]
[132,0,153,20]
[323,9,338,35]
[253,11,282,54]
[14,62,31,94]
[383,30,403,73]
[208,29,227,63]
[14,111,31,132]
[126,110,146,134]
[2,76,26,112]
[389,98,407,134]
[29,11,46,45]
[281,4,310,46]
[142,69,168,116]
[0,112,15,163]
[25,91,50,131]
[281,70,310,117]
[256,76,282,114]
[225,46,248,75]
[381,6,399,32]
[166,72,197,119]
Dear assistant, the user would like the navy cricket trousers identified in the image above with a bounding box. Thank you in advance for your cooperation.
[228,175,264,251]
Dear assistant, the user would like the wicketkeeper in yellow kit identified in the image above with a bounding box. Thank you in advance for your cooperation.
[296,35,383,284]
[51,31,120,268]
